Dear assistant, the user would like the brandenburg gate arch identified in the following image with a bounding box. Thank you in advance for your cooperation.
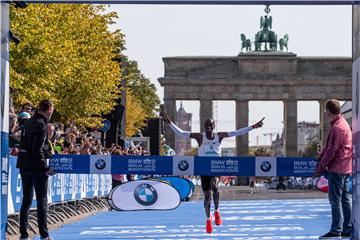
[159,52,352,156]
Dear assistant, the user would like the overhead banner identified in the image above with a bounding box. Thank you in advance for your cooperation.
[0,0,357,4]
[49,155,317,177]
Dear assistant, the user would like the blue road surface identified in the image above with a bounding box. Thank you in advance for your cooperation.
[36,199,332,240]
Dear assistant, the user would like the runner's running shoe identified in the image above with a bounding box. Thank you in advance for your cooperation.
[214,211,223,226]
[206,215,213,233]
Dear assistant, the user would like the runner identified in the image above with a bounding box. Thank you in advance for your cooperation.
[161,111,264,233]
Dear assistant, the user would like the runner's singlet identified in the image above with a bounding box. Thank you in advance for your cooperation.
[198,133,221,157]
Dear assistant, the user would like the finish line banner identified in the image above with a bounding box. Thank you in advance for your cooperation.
[49,155,317,177]
[1,0,358,4]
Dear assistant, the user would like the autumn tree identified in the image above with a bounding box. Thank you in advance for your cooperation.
[10,4,125,127]
[124,60,160,118]
[125,89,146,137]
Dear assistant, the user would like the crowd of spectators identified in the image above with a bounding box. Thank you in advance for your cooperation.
[9,101,151,189]
[9,102,149,157]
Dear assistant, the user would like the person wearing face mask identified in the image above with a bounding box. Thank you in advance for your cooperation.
[16,99,56,240]
[161,111,264,234]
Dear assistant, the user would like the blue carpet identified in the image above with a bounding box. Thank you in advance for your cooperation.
[36,199,332,240]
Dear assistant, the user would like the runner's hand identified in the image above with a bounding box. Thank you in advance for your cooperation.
[252,117,265,129]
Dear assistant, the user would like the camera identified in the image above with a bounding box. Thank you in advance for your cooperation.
[54,130,66,139]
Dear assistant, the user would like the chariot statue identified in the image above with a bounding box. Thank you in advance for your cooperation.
[240,5,289,53]
[254,6,277,51]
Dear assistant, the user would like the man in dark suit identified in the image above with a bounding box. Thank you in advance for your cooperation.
[17,99,55,240]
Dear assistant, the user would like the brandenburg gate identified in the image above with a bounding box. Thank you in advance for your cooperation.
[158,7,351,157]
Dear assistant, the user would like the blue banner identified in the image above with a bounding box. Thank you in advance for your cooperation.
[0,132,9,240]
[195,156,255,176]
[50,155,90,173]
[8,156,112,214]
[112,155,173,175]
[49,155,317,177]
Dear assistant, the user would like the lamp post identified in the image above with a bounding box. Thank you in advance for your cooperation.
[120,67,127,138]
[112,55,128,139]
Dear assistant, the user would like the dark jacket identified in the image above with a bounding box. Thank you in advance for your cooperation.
[16,112,50,172]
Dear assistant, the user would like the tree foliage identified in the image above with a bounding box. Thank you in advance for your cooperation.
[10,4,125,127]
[125,89,146,137]
[302,140,319,157]
[124,60,160,118]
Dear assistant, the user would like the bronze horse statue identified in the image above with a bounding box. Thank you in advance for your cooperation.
[241,34,251,52]
[279,34,289,51]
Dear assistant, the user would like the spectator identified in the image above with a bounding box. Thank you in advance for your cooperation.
[249,178,256,195]
[17,111,31,130]
[9,112,20,155]
[276,176,286,192]
[316,99,352,239]
[111,149,124,190]
[9,87,15,114]
[17,99,55,240]
[19,102,32,115]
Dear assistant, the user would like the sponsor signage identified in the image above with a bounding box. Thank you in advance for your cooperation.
[50,155,318,176]
[8,156,112,214]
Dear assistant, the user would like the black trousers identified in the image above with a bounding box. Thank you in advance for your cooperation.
[111,178,123,189]
[19,171,49,239]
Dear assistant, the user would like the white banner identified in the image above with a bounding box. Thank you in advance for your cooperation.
[172,156,194,176]
[255,157,277,176]
[108,180,181,211]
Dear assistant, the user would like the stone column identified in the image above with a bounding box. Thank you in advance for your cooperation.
[236,100,249,156]
[283,100,298,156]
[200,100,213,132]
[164,99,176,149]
[319,100,330,148]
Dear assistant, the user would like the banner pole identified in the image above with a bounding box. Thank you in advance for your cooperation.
[0,2,10,239]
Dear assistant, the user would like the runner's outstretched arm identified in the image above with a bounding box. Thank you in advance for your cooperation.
[160,112,202,143]
[218,117,265,141]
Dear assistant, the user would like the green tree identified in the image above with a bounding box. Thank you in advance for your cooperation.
[10,4,125,127]
[303,140,319,157]
[124,60,160,118]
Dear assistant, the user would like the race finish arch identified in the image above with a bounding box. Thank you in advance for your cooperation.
[1,0,360,239]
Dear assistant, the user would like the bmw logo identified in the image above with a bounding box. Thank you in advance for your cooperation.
[260,161,271,172]
[178,160,189,171]
[95,159,106,170]
[134,183,158,206]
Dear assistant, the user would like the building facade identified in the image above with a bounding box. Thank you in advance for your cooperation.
[175,103,192,155]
